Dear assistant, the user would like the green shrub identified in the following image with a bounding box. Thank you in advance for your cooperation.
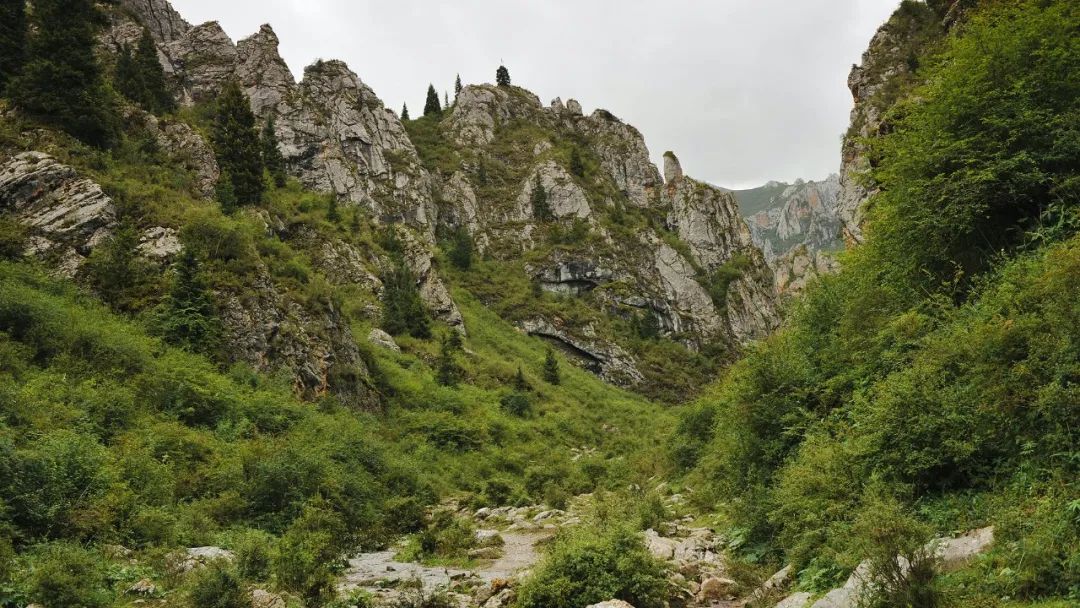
[499,392,532,417]
[186,560,247,608]
[516,525,669,608]
[273,502,346,605]
[233,529,275,581]
[23,542,110,608]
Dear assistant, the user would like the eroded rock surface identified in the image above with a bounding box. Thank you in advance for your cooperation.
[0,152,116,275]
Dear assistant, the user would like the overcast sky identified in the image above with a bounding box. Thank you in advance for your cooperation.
[169,0,899,189]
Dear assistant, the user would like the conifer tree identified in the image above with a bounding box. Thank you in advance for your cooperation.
[444,91,449,108]
[381,256,431,339]
[135,28,174,114]
[215,171,238,214]
[423,84,441,116]
[261,117,287,188]
[530,175,552,221]
[10,0,117,147]
[114,44,140,102]
[513,366,529,392]
[326,195,341,224]
[401,102,410,121]
[436,333,462,387]
[211,82,265,207]
[159,248,219,355]
[543,348,561,385]
[85,224,152,313]
[570,148,585,178]
[0,0,27,90]
[448,227,473,270]
[454,74,463,99]
[496,65,511,87]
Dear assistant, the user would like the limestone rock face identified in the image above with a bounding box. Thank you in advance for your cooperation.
[517,161,591,220]
[652,241,724,336]
[235,25,296,117]
[0,152,116,275]
[218,269,376,408]
[737,176,843,296]
[577,110,662,208]
[164,21,238,105]
[521,318,643,387]
[393,229,464,330]
[663,151,684,184]
[665,175,752,270]
[838,6,951,244]
[446,85,543,147]
[274,60,436,237]
[771,246,839,296]
[585,602,635,608]
[120,0,191,43]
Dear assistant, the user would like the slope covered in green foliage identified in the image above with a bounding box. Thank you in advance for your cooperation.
[674,1,1079,604]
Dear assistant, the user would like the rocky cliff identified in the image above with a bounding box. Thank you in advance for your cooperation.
[426,85,779,383]
[737,176,842,295]
[98,0,780,391]
[837,2,962,243]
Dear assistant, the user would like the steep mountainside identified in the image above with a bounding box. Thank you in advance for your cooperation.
[96,0,781,396]
[736,176,843,295]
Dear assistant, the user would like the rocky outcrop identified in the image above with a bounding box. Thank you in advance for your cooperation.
[392,229,464,330]
[576,110,661,208]
[517,161,591,220]
[738,176,843,295]
[164,21,238,105]
[0,152,116,276]
[838,5,949,244]
[535,260,613,296]
[218,270,376,408]
[808,527,994,608]
[118,7,439,239]
[273,60,435,236]
[235,25,295,117]
[744,176,842,263]
[120,0,191,43]
[520,318,643,387]
[123,107,220,198]
[771,246,839,296]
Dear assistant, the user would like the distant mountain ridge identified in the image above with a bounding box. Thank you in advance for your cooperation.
[731,175,843,294]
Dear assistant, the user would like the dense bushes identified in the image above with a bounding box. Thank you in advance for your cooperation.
[517,518,669,608]
[676,1,1080,600]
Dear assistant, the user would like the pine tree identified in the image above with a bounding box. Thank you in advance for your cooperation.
[134,28,174,114]
[211,82,265,206]
[423,84,441,116]
[85,224,152,313]
[215,171,238,214]
[454,74,463,99]
[159,248,219,355]
[261,116,287,188]
[543,348,561,385]
[0,0,27,90]
[530,175,552,221]
[10,0,117,147]
[401,102,410,121]
[436,333,462,387]
[114,44,140,103]
[326,195,340,224]
[496,65,511,87]
[513,366,529,392]
[570,148,585,178]
[448,227,473,270]
[444,91,449,108]
[381,258,431,339]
